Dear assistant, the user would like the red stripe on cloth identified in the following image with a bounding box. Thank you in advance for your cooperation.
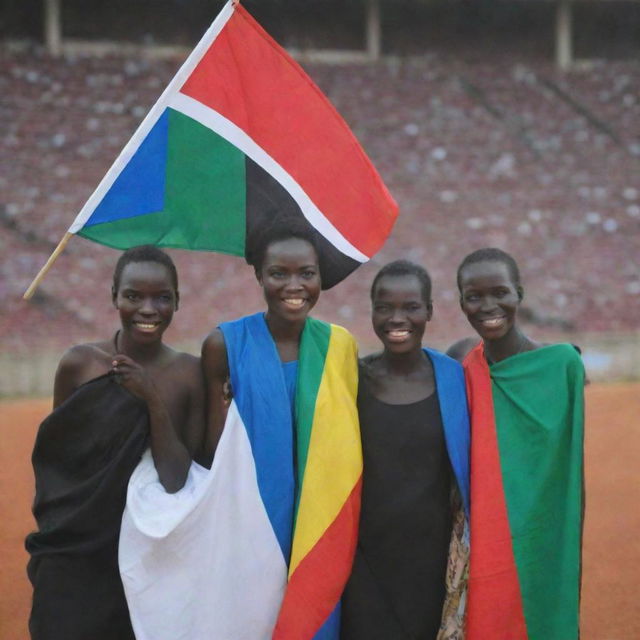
[464,344,528,640]
[180,5,397,258]
[272,477,362,640]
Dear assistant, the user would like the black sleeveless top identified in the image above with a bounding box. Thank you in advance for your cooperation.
[341,376,453,640]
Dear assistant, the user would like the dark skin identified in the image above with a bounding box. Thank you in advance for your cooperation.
[450,257,585,548]
[53,261,205,493]
[445,336,481,363]
[451,259,540,364]
[364,273,435,404]
[201,237,321,460]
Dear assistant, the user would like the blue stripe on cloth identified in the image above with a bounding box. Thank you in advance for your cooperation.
[312,601,340,640]
[220,313,295,561]
[85,109,169,227]
[426,348,471,519]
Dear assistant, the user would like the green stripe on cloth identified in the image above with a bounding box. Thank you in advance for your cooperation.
[79,109,247,253]
[491,344,584,640]
[293,317,331,520]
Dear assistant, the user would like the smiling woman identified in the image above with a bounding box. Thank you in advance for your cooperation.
[453,247,538,363]
[25,245,204,640]
[451,248,585,640]
[194,220,361,638]
[341,260,470,640]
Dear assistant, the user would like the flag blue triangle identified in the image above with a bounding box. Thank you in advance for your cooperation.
[84,110,169,227]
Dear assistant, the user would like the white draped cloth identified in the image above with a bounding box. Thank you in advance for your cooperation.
[118,402,288,640]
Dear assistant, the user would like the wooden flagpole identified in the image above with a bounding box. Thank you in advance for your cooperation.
[23,231,73,300]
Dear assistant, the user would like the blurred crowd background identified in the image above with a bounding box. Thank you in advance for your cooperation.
[1,0,639,393]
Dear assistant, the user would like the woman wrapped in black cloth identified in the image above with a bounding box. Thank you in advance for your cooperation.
[25,245,204,640]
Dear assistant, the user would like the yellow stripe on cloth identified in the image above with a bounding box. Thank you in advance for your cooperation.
[288,324,362,576]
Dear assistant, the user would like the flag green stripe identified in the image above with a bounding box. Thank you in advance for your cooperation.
[79,109,247,253]
[294,317,331,519]
[492,344,584,639]
[164,109,246,253]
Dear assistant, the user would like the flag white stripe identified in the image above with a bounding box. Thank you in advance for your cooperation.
[69,0,236,234]
[169,92,369,263]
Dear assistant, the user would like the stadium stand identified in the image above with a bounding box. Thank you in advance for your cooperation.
[1,47,639,357]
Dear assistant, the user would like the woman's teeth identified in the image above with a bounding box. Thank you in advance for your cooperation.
[388,330,410,339]
[482,317,504,327]
[283,298,305,308]
[134,322,158,330]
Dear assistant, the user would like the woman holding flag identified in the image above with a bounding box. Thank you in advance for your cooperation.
[452,248,585,640]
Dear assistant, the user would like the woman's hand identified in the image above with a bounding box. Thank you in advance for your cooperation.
[111,355,156,401]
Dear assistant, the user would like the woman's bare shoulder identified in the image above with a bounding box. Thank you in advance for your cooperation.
[57,341,113,374]
[446,337,481,363]
[53,341,114,407]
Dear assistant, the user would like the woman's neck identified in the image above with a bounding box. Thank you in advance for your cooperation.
[264,312,305,362]
[264,312,305,342]
[116,330,164,364]
[379,347,428,377]
[483,328,528,363]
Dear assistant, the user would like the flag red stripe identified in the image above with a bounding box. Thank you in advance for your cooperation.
[464,345,528,640]
[180,5,397,257]
[272,477,362,639]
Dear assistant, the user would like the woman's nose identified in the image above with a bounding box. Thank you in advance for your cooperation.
[479,295,496,311]
[285,276,304,290]
[140,298,156,314]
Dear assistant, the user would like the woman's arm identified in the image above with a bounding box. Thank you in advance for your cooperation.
[53,349,84,409]
[181,358,206,462]
[112,354,195,493]
[200,329,229,464]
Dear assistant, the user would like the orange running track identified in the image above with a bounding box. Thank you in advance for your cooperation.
[1,384,638,639]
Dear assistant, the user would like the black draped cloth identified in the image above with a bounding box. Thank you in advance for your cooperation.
[341,377,453,640]
[26,374,149,640]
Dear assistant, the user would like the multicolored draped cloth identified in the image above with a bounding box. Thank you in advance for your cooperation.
[463,343,585,640]
[119,313,361,640]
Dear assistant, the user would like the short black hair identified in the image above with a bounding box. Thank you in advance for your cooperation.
[456,247,521,290]
[112,245,178,293]
[245,216,319,273]
[370,259,432,304]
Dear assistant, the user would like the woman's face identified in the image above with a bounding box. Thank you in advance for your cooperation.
[113,261,178,344]
[258,237,321,323]
[458,259,522,342]
[371,273,432,355]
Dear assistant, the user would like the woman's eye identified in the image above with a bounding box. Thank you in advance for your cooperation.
[126,294,139,301]
[302,270,316,279]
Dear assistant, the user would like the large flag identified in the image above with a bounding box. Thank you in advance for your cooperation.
[463,343,584,640]
[69,0,397,288]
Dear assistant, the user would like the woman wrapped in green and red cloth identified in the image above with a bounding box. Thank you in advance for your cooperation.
[448,248,585,640]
